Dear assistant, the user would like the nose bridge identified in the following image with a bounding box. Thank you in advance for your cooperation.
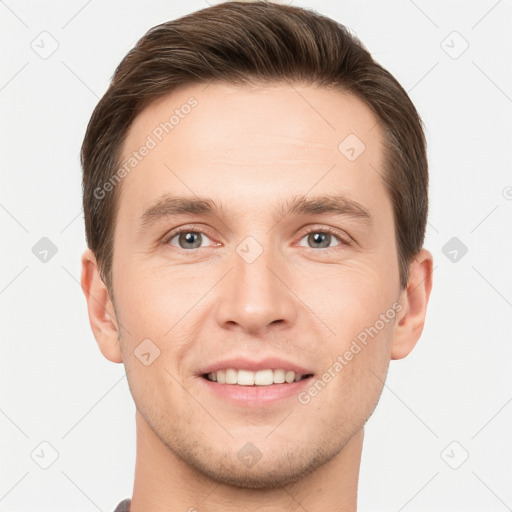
[236,235,277,299]
[214,233,296,333]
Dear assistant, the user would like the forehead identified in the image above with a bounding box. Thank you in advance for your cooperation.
[123,81,381,159]
[117,82,388,226]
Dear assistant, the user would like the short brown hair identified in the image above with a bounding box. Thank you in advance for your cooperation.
[81,0,428,292]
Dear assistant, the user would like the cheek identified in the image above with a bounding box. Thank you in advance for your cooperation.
[113,261,210,382]
[114,259,199,334]
[295,258,394,330]
[301,261,397,380]
[316,314,394,422]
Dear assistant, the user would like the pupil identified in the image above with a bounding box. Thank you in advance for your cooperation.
[310,232,330,248]
[180,232,201,249]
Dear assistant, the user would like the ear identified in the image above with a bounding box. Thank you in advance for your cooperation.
[391,248,433,360]
[80,248,123,363]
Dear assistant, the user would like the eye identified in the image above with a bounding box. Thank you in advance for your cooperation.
[166,228,214,250]
[163,225,351,252]
[297,226,351,249]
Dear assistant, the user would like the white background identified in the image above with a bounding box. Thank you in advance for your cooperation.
[1,1,511,511]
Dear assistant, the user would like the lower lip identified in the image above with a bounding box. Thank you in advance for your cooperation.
[199,376,313,405]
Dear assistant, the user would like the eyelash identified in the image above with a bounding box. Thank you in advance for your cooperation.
[163,224,353,252]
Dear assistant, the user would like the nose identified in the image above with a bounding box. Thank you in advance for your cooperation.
[214,242,297,335]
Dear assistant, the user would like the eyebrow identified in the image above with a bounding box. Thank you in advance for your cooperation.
[138,193,373,233]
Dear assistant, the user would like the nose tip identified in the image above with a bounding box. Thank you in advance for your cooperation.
[214,254,297,334]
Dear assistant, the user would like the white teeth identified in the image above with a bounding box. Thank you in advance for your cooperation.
[273,369,285,383]
[237,369,255,386]
[206,369,309,386]
[285,370,295,383]
[254,369,273,386]
[225,368,237,384]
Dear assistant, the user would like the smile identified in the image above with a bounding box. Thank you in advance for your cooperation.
[204,368,313,386]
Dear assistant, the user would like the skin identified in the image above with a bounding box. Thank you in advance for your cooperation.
[81,82,433,511]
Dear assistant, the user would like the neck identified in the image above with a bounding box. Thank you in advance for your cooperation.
[129,410,362,512]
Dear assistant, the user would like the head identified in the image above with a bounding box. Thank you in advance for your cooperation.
[81,0,432,490]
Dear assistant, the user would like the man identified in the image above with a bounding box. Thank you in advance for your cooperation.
[80,1,433,510]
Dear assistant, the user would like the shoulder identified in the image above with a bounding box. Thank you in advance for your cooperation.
[113,498,131,512]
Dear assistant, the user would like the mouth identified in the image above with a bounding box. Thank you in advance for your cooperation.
[196,357,315,404]
[201,368,314,386]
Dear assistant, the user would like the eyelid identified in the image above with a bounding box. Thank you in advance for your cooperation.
[163,223,353,250]
[163,224,218,247]
[295,224,353,247]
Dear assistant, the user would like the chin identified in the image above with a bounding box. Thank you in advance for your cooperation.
[179,443,340,490]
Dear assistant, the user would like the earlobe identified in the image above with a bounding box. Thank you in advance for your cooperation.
[80,249,123,363]
[391,248,433,360]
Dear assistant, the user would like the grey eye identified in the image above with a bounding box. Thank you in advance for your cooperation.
[169,231,212,250]
[298,232,341,249]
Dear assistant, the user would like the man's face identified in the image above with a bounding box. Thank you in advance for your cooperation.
[110,82,403,488]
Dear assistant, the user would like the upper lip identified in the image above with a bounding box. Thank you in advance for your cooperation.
[198,357,314,376]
